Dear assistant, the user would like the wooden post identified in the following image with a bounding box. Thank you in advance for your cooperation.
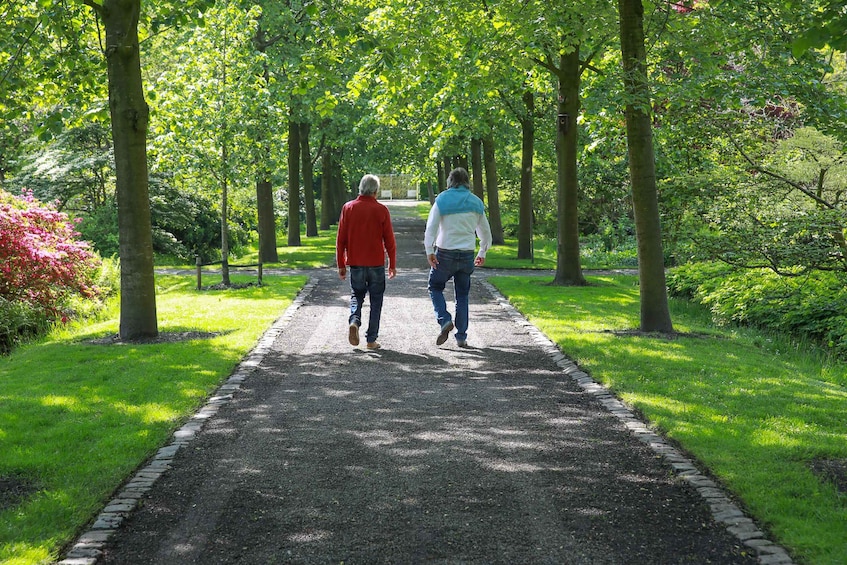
[196,255,202,290]
[258,261,263,286]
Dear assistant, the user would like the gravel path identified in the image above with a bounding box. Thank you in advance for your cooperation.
[62,202,790,564]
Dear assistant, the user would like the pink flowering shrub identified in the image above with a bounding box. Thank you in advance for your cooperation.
[0,189,101,317]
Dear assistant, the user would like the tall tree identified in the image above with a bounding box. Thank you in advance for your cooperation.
[482,134,505,244]
[470,137,485,201]
[551,50,587,285]
[287,111,301,246]
[481,0,614,276]
[146,2,262,283]
[83,0,158,339]
[517,91,535,260]
[252,23,279,264]
[320,149,334,230]
[618,0,673,332]
[301,122,318,237]
[255,158,278,262]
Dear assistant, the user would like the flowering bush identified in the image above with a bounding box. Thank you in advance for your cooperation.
[0,189,102,318]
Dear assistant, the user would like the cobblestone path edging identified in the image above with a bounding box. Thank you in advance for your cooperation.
[480,279,795,565]
[59,274,795,564]
[57,277,319,565]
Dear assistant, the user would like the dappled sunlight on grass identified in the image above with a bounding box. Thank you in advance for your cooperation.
[496,276,640,332]
[0,275,306,563]
[482,237,640,270]
[232,230,338,270]
[490,274,847,565]
[0,545,50,565]
[39,395,81,411]
[483,240,557,270]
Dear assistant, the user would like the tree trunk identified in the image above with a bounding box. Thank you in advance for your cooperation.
[256,175,278,263]
[101,0,157,339]
[553,50,587,286]
[320,150,333,230]
[470,138,485,201]
[254,45,278,264]
[436,160,446,193]
[301,122,318,237]
[220,140,231,286]
[287,113,301,246]
[482,134,505,245]
[619,0,673,332]
[518,90,535,260]
[427,180,435,204]
[332,151,346,221]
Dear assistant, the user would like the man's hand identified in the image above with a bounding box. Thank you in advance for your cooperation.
[427,253,438,268]
[474,256,485,267]
[388,267,397,279]
[338,267,346,280]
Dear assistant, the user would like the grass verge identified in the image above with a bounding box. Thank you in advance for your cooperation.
[490,274,847,565]
[483,236,639,270]
[0,274,306,564]
[156,228,339,271]
[236,229,339,270]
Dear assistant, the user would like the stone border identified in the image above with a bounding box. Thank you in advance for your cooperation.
[57,277,318,565]
[480,280,795,565]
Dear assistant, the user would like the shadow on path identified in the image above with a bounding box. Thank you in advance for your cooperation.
[87,202,767,564]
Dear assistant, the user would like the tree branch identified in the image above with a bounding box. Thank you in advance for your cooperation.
[579,39,610,77]
[1,18,41,89]
[312,133,326,167]
[81,0,101,12]
[530,55,560,77]
[725,130,837,210]
[496,89,520,117]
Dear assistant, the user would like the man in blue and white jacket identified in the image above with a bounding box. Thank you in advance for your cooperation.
[424,167,493,347]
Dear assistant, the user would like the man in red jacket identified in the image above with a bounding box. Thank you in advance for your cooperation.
[336,174,397,350]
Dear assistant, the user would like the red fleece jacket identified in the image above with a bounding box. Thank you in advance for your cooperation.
[336,195,396,269]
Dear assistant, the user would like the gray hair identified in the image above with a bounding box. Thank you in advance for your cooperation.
[359,174,380,196]
[447,167,470,188]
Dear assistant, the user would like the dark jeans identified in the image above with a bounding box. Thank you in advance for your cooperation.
[427,249,475,342]
[349,266,386,344]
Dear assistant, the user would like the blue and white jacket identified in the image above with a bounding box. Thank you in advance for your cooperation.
[424,185,492,257]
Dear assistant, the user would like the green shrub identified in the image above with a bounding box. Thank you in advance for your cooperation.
[668,263,847,358]
[0,298,51,355]
[581,233,639,268]
[76,205,121,257]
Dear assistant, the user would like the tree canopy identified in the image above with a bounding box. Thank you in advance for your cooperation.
[3,0,847,333]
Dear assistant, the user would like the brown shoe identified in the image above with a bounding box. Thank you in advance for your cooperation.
[366,341,381,350]
[348,323,360,346]
[436,321,454,346]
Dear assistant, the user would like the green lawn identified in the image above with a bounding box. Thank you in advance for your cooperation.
[235,229,339,269]
[490,274,847,565]
[156,228,339,271]
[0,274,306,564]
[483,236,639,270]
[5,238,845,565]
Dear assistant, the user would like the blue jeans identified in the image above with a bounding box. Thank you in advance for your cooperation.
[349,266,386,344]
[428,249,475,342]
